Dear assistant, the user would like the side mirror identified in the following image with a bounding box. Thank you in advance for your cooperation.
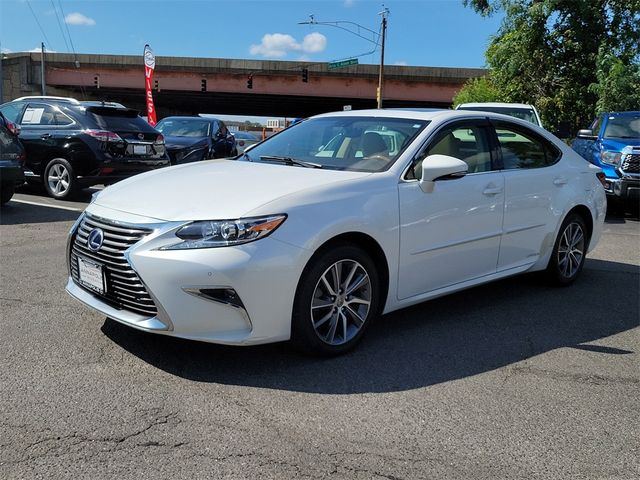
[577,129,597,140]
[419,154,468,193]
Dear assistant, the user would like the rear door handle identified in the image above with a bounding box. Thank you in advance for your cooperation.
[40,133,52,139]
[553,177,568,186]
[483,186,503,196]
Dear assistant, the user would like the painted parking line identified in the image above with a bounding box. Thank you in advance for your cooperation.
[10,198,85,212]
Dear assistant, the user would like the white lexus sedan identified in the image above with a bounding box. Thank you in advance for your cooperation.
[66,109,606,355]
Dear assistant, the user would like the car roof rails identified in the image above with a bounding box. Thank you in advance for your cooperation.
[80,100,127,109]
[13,96,81,104]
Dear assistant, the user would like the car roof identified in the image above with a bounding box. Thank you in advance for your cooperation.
[312,108,505,122]
[457,102,535,109]
[12,96,80,104]
[159,116,215,122]
[603,111,640,116]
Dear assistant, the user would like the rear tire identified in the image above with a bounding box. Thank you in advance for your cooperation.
[1,182,15,205]
[43,158,79,200]
[546,213,588,286]
[291,244,380,356]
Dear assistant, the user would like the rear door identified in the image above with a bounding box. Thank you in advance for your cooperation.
[491,120,565,271]
[16,102,76,175]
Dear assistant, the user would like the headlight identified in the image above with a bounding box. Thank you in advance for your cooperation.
[600,150,622,166]
[163,214,287,250]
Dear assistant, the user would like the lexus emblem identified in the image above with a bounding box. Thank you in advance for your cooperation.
[138,133,144,140]
[87,228,104,252]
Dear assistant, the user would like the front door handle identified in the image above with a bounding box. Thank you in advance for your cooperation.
[553,177,568,186]
[483,186,503,196]
[40,133,52,139]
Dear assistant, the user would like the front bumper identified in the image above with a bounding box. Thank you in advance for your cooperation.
[603,177,640,200]
[65,209,309,345]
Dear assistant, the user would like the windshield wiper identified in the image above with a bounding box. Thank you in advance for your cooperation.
[259,155,323,169]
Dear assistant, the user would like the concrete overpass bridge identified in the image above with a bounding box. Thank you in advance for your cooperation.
[1,52,485,118]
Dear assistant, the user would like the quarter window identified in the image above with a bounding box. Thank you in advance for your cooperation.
[495,124,560,169]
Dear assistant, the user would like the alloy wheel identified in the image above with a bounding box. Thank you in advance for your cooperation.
[310,259,372,346]
[47,163,70,196]
[557,222,585,279]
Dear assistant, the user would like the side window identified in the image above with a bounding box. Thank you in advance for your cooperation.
[21,104,73,126]
[409,123,493,179]
[495,124,560,169]
[0,102,25,123]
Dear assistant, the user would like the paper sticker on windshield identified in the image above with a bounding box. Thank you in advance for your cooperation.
[22,107,45,124]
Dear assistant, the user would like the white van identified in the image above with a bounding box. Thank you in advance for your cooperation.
[456,102,543,128]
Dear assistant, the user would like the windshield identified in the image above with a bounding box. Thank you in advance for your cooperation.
[156,119,211,137]
[603,115,640,139]
[242,116,428,172]
[458,106,539,126]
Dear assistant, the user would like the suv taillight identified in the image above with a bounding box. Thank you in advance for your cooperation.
[154,134,165,145]
[85,129,122,142]
[6,119,20,136]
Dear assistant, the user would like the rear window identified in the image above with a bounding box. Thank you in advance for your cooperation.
[86,107,155,132]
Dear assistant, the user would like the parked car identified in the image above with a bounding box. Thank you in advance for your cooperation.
[0,111,25,205]
[572,111,640,210]
[155,116,238,164]
[66,109,605,356]
[232,131,260,154]
[0,96,170,199]
[456,102,543,128]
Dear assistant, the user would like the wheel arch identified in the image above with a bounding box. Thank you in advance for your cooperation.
[303,231,390,312]
[565,204,594,248]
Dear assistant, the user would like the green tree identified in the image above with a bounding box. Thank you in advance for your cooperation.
[591,49,640,113]
[464,0,640,134]
[452,76,505,106]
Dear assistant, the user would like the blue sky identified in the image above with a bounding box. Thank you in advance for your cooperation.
[1,0,503,68]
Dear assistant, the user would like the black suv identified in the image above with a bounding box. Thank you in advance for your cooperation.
[0,111,25,205]
[0,97,170,199]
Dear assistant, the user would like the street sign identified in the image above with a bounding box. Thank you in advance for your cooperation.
[328,58,359,70]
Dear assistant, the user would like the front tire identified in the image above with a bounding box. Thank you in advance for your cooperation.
[291,244,381,356]
[44,158,78,200]
[546,213,588,286]
[1,182,15,205]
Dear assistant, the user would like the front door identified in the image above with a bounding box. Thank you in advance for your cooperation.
[397,119,504,299]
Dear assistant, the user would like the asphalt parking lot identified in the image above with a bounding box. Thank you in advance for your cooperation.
[1,187,638,480]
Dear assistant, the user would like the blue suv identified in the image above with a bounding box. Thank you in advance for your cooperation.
[572,111,640,209]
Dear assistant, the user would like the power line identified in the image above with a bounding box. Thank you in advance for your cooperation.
[57,0,77,57]
[26,0,53,48]
[51,0,70,52]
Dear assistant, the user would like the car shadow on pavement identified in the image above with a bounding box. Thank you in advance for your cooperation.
[101,258,638,394]
[0,201,82,225]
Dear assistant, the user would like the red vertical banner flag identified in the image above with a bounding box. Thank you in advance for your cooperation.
[143,44,157,126]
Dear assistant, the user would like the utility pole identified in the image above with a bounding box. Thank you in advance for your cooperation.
[40,42,46,96]
[377,6,389,109]
[0,40,4,103]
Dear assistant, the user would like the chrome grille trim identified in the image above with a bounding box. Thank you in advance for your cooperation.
[70,214,158,317]
[620,154,640,175]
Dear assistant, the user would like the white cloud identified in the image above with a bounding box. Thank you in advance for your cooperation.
[250,32,327,58]
[25,46,57,53]
[393,61,408,66]
[343,0,356,6]
[65,12,96,26]
[1,47,12,54]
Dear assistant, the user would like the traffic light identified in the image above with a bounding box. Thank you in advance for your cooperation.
[93,75,100,89]
[301,68,308,83]
[247,74,253,89]
[154,79,159,91]
[201,79,207,92]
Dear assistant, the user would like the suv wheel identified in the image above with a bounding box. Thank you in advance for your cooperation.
[1,182,15,205]
[44,158,78,200]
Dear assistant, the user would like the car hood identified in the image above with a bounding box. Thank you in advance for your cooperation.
[601,137,640,151]
[92,159,371,221]
[163,136,208,150]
